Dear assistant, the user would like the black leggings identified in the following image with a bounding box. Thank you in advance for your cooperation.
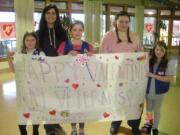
[19,124,39,135]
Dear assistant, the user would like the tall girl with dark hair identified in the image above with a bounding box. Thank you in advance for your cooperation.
[100,11,143,135]
[37,4,68,135]
[37,4,68,56]
[141,41,176,135]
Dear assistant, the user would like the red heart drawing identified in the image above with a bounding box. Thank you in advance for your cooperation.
[23,112,30,119]
[3,24,14,36]
[145,23,153,32]
[103,112,110,118]
[49,110,56,116]
[137,55,146,61]
[115,56,119,60]
[72,83,79,90]
[97,84,101,87]
[65,79,70,83]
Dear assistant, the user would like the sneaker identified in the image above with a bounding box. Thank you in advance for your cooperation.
[71,130,77,135]
[110,127,118,135]
[152,128,158,135]
[141,123,152,134]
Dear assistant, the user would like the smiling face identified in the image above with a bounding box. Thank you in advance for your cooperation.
[116,16,130,32]
[154,45,166,60]
[45,8,57,27]
[70,23,84,40]
[25,35,37,51]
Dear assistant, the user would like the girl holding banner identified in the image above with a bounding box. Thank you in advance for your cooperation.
[57,20,94,135]
[141,41,176,135]
[99,11,143,135]
[37,4,68,135]
[8,32,44,135]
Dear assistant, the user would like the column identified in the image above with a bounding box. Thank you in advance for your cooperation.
[84,0,102,44]
[135,5,144,41]
[14,0,34,51]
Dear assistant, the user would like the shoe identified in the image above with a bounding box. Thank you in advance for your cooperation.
[71,130,78,135]
[141,123,152,134]
[152,128,158,135]
[110,127,118,135]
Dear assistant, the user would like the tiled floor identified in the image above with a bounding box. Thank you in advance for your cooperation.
[0,55,179,135]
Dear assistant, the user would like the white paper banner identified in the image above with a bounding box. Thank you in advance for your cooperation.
[15,52,148,124]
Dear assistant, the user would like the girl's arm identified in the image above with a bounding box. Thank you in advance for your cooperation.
[99,31,111,53]
[7,52,15,72]
[147,72,176,83]
[57,41,66,55]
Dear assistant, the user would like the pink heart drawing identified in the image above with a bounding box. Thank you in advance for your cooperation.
[65,79,70,83]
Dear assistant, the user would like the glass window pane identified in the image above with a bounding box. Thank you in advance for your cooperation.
[101,15,106,36]
[175,10,180,16]
[127,8,135,14]
[34,1,45,9]
[0,0,14,8]
[130,16,135,32]
[0,12,16,57]
[50,2,66,10]
[172,20,180,46]
[72,3,83,10]
[102,5,106,12]
[160,20,169,45]
[160,10,171,16]
[144,9,157,15]
[110,6,123,13]
[71,13,84,23]
[34,12,42,31]
[0,12,15,22]
[110,15,115,31]
[143,17,156,45]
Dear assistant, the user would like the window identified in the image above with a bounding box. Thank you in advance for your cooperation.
[130,16,135,32]
[102,15,106,36]
[143,17,156,45]
[160,20,169,45]
[160,10,171,16]
[0,12,16,57]
[127,7,135,14]
[34,12,42,31]
[51,2,66,10]
[110,6,123,13]
[175,10,180,16]
[172,20,180,46]
[144,9,157,15]
[71,13,84,22]
[110,15,115,31]
[72,3,83,10]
